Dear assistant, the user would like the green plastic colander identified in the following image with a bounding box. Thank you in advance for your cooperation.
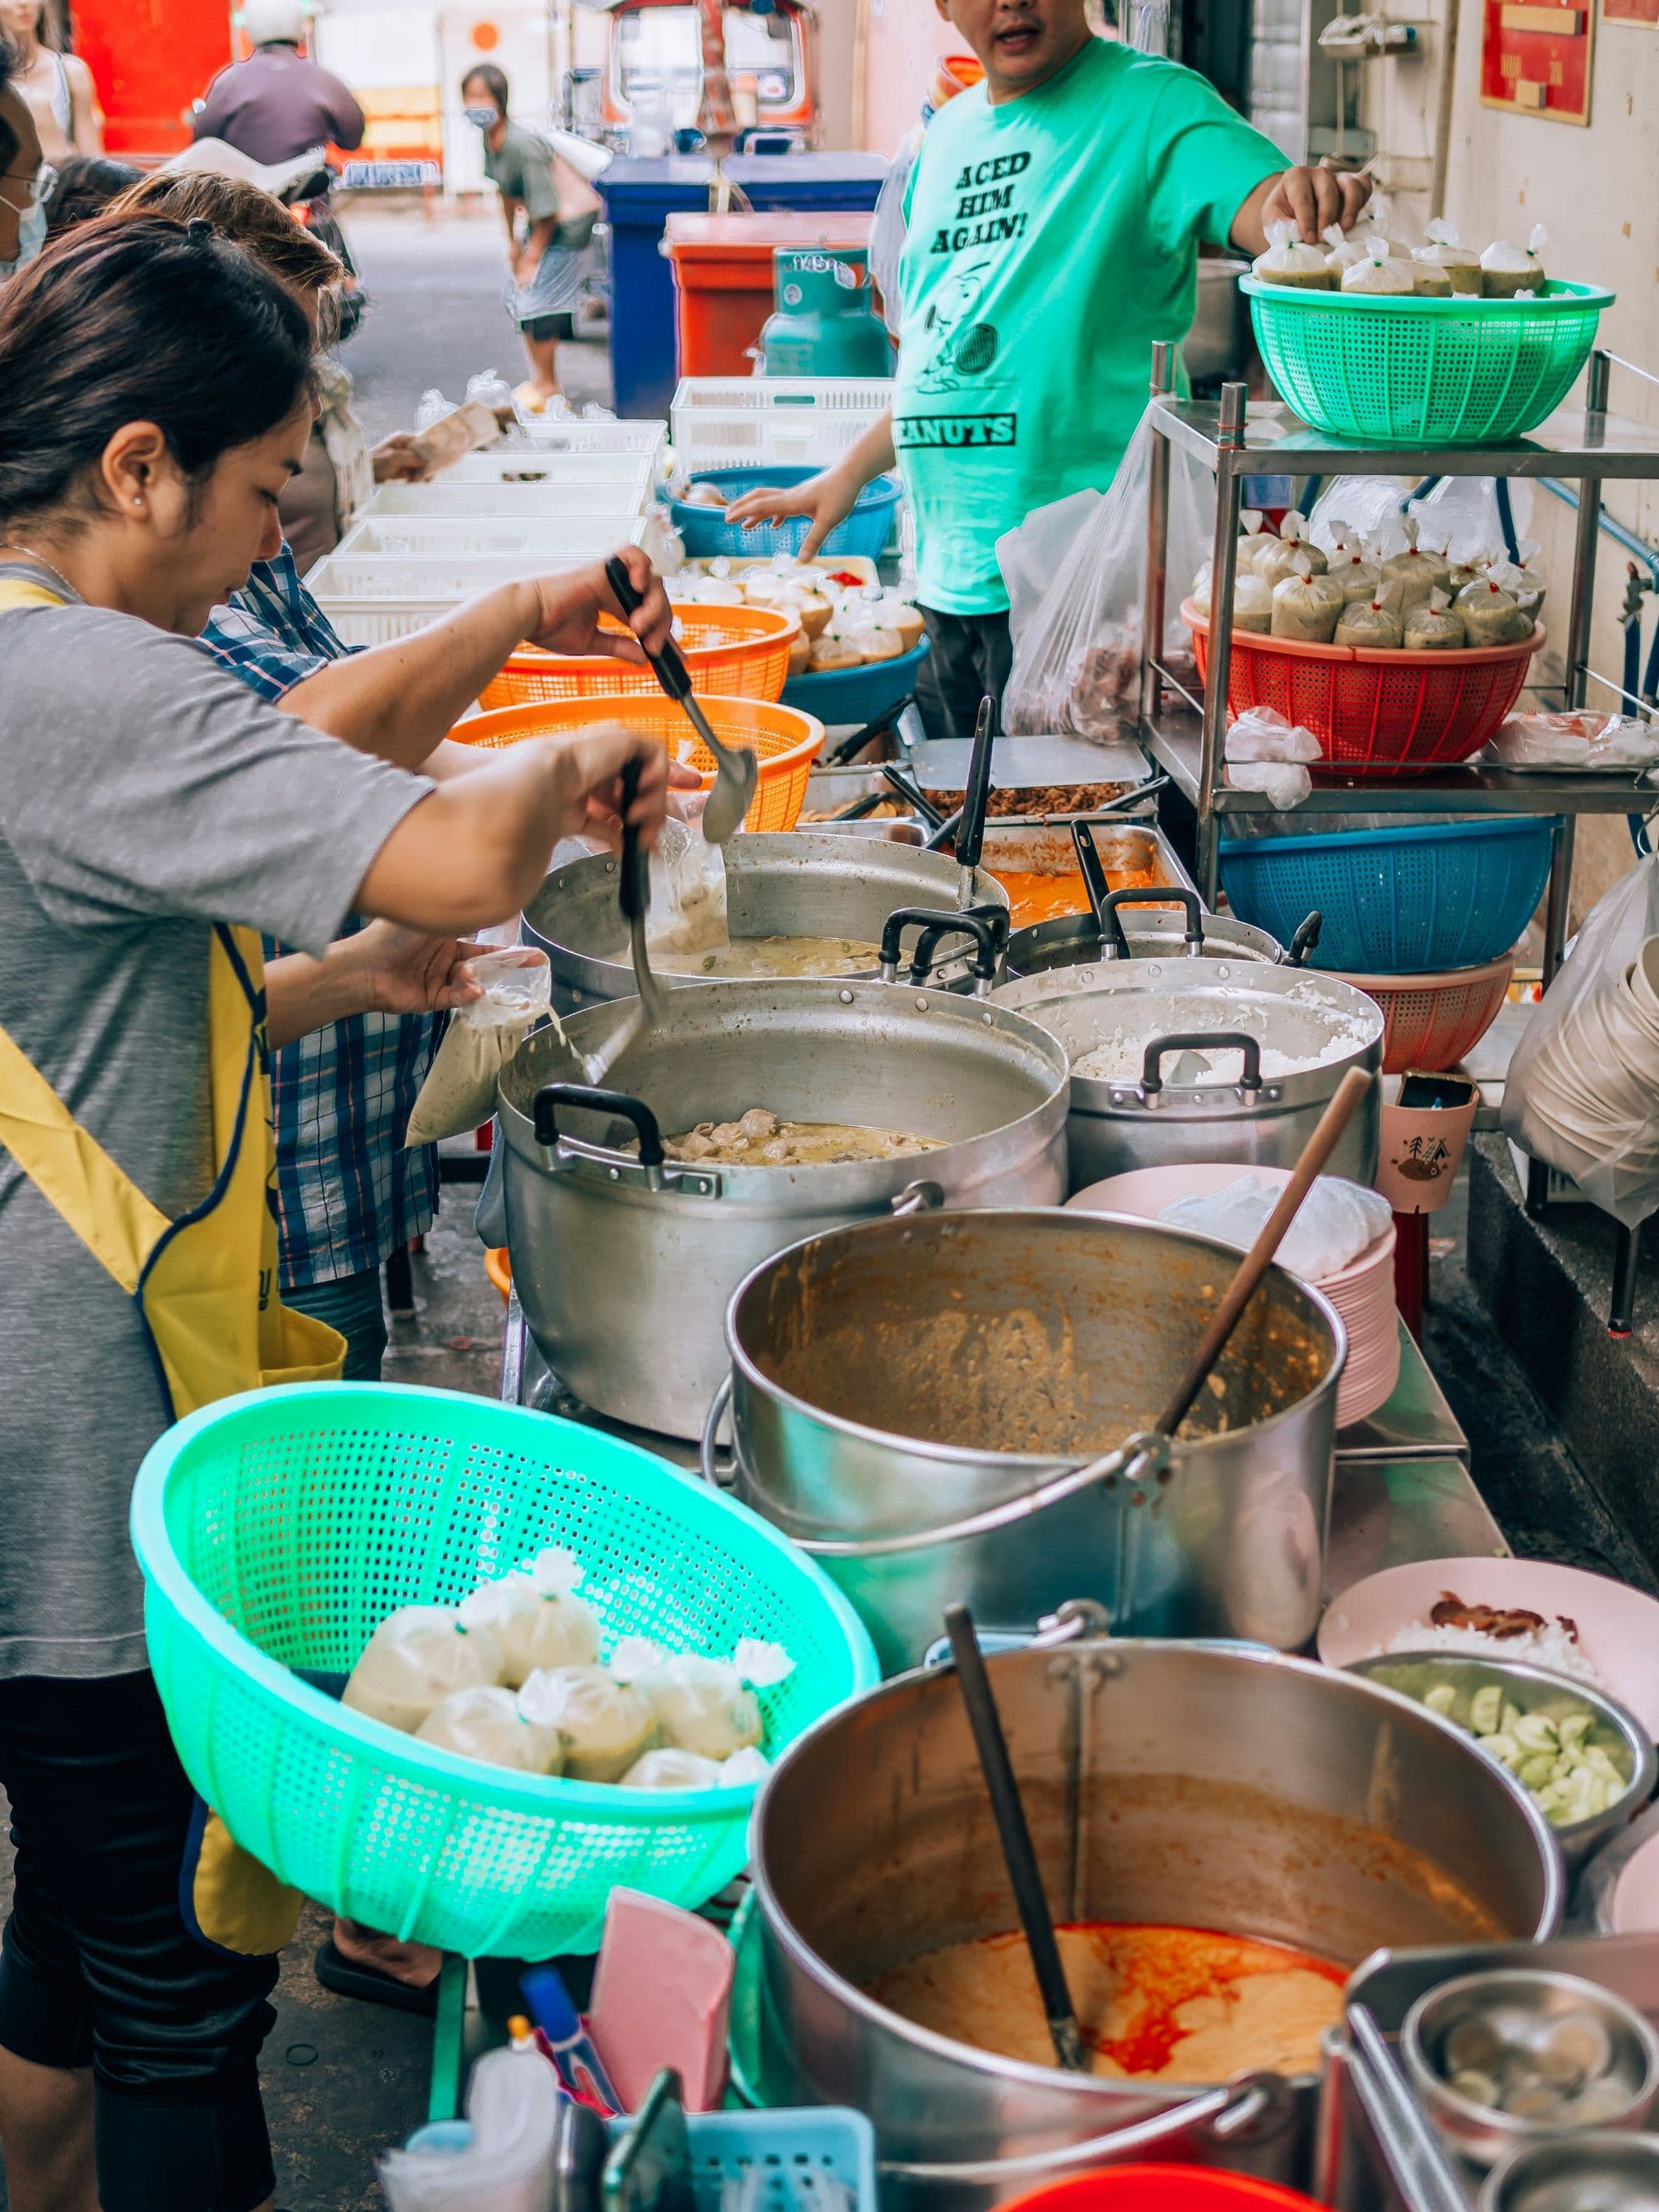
[1241,276,1614,445]
[130,1384,878,1960]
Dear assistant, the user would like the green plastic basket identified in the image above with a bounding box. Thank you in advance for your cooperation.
[129,1384,878,1960]
[1241,275,1614,445]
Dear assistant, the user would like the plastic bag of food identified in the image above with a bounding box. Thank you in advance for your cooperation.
[1271,557,1343,644]
[1252,218,1332,289]
[609,1637,794,1760]
[1380,518,1451,615]
[517,1665,658,1782]
[1500,538,1548,618]
[646,815,728,956]
[1456,564,1535,645]
[1160,1171,1391,1281]
[409,397,504,474]
[1341,240,1415,294]
[1481,224,1548,297]
[1224,706,1322,765]
[1000,405,1214,741]
[1321,223,1368,275]
[1256,511,1328,590]
[1403,588,1467,650]
[415,1685,565,1774]
[1335,582,1404,649]
[620,1747,726,1790]
[1503,856,1659,1225]
[1330,547,1382,605]
[1486,712,1659,773]
[1413,219,1483,294]
[460,1548,603,1689]
[1225,760,1313,807]
[1310,479,1411,561]
[343,1607,505,1735]
[1190,562,1272,633]
[1236,508,1272,572]
[404,948,553,1148]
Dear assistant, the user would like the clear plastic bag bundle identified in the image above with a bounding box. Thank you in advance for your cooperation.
[414,1685,564,1775]
[1380,518,1451,615]
[1256,512,1327,591]
[1456,563,1535,646]
[515,1665,658,1783]
[1341,240,1415,295]
[459,1548,602,1689]
[404,948,553,1147]
[1487,712,1659,774]
[610,1636,794,1760]
[1403,588,1467,650]
[1252,218,1332,289]
[1335,581,1404,649]
[342,1606,505,1735]
[1413,219,1483,294]
[1271,556,1343,643]
[645,815,728,956]
[1190,562,1272,633]
[1503,857,1659,1226]
[999,404,1214,741]
[1160,1171,1392,1281]
[1481,223,1548,297]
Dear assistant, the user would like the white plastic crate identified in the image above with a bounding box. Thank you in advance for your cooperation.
[339,513,645,559]
[368,471,651,519]
[431,446,660,493]
[511,416,667,460]
[671,377,896,471]
[309,522,647,645]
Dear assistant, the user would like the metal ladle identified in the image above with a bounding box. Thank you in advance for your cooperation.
[578,756,666,1088]
[605,556,757,845]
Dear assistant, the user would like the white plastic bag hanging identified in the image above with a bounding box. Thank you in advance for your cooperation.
[998,403,1214,741]
[1502,858,1659,1226]
[645,815,727,957]
[404,949,553,1148]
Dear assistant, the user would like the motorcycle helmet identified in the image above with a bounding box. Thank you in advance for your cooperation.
[240,0,309,47]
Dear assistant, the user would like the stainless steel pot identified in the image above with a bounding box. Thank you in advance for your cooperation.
[990,957,1384,1188]
[715,1208,1343,1671]
[524,832,1009,1014]
[1002,883,1284,979]
[1186,257,1251,382]
[746,1641,1564,2211]
[497,982,1068,1438]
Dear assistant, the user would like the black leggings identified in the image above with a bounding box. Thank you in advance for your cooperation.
[0,1671,278,2212]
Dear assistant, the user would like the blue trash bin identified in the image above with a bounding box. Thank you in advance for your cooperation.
[721,153,889,213]
[601,156,717,420]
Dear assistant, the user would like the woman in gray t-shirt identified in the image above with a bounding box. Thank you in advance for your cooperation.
[0,215,673,2212]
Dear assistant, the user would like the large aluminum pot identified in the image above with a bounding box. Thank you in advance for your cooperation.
[990,957,1384,1188]
[746,1641,1564,2212]
[524,832,1008,1013]
[498,982,1068,1438]
[1003,883,1283,980]
[718,1208,1343,1672]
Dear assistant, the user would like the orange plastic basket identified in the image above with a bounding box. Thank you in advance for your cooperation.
[1183,601,1543,777]
[1335,955,1515,1072]
[454,693,825,834]
[479,604,799,711]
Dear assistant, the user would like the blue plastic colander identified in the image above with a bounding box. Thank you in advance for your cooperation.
[1219,817,1560,974]
[670,467,902,559]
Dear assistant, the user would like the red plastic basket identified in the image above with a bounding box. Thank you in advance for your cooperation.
[995,2168,1326,2212]
[1183,600,1543,777]
[1335,955,1515,1072]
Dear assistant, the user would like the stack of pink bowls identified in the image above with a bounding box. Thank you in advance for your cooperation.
[1066,1163,1400,1431]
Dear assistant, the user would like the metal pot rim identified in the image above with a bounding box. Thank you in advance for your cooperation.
[725,1205,1346,1475]
[749,1640,1565,2101]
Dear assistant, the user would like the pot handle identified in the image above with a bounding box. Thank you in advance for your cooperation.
[1141,1031,1262,1098]
[878,2072,1296,2186]
[533,1081,664,1166]
[879,904,1005,990]
[890,1179,946,1218]
[698,1373,734,1488]
[1097,885,1205,960]
[1282,909,1324,969]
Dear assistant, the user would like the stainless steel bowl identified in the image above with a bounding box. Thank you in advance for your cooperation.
[1346,1653,1656,1873]
[1404,1968,1659,2169]
[1480,2130,1659,2211]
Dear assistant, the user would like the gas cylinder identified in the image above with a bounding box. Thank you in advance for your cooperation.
[757,247,893,377]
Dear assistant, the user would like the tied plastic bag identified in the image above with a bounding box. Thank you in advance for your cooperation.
[1160,1172,1392,1281]
[998,403,1214,741]
[404,948,553,1148]
[1502,858,1659,1226]
[459,1547,602,1689]
[646,814,728,956]
[1224,707,1323,765]
[342,1607,505,1736]
[610,1636,794,1760]
[379,2039,560,2212]
[1485,712,1659,774]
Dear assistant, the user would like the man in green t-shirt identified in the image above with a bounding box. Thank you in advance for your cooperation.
[727,0,1370,738]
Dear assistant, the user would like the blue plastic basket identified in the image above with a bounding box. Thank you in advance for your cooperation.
[670,467,902,559]
[782,636,929,726]
[1219,816,1560,974]
[610,2108,878,2212]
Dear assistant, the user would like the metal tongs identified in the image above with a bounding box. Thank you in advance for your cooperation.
[605,555,757,844]
[579,757,666,1088]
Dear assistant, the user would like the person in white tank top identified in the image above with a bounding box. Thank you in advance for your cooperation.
[0,0,102,163]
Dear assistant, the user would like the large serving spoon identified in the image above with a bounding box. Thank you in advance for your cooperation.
[945,1601,1089,2072]
[606,556,757,845]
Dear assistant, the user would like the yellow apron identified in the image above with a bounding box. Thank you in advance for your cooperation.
[0,576,348,1952]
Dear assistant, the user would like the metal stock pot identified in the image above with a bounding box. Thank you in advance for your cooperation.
[990,959,1384,1188]
[743,1641,1564,2211]
[1001,884,1285,980]
[497,981,1068,1438]
[524,832,1008,1013]
[713,1208,1344,1671]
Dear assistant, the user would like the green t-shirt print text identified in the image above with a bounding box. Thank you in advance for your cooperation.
[893,37,1283,618]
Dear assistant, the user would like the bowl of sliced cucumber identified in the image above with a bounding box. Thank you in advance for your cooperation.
[1345,1651,1656,1870]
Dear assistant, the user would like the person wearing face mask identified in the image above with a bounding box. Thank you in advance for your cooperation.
[461,61,601,415]
[727,0,1372,740]
[0,40,52,280]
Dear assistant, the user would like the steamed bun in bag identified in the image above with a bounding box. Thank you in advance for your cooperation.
[611,1636,795,1761]
[518,1665,658,1782]
[343,1606,505,1735]
[415,1685,564,1774]
[1252,219,1331,290]
[1481,224,1547,297]
[460,1548,602,1689]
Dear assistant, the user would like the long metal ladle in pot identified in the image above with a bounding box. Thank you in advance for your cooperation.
[605,555,757,844]
[578,757,666,1088]
[786,1062,1374,1558]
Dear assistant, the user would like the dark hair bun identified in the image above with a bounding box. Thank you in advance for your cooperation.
[184,217,216,246]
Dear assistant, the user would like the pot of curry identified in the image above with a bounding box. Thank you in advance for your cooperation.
[496,982,1068,1438]
[717,1208,1344,1671]
[745,1642,1564,2211]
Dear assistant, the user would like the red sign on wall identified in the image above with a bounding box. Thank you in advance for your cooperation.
[1479,0,1595,121]
[1604,0,1658,29]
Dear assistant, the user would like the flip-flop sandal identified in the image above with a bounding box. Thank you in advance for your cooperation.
[314,1937,440,2018]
